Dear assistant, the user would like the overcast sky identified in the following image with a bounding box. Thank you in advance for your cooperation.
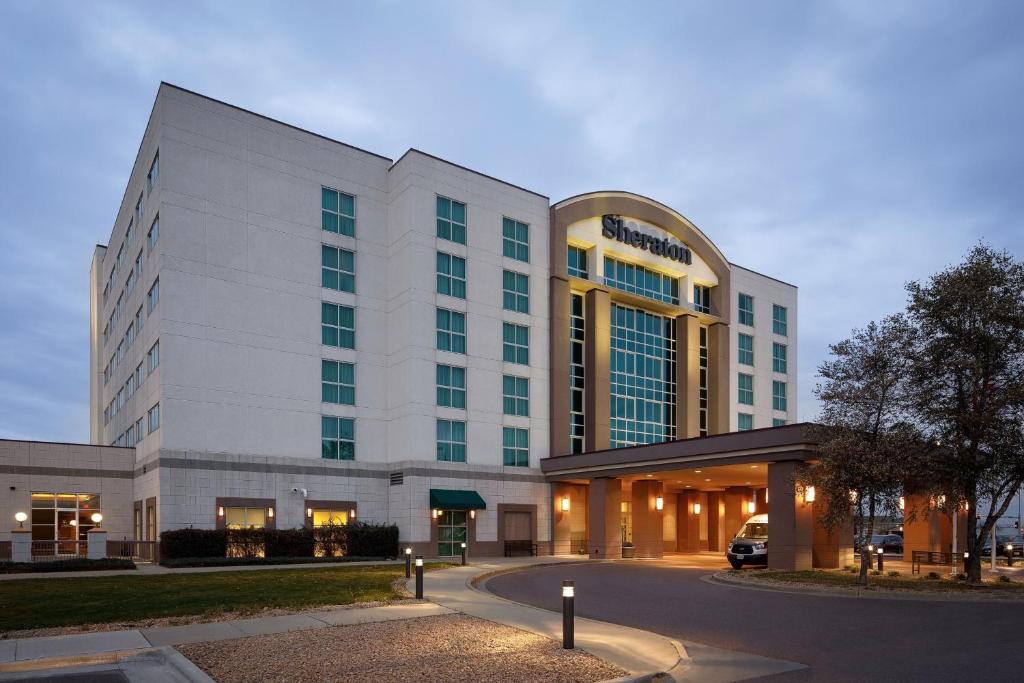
[1,1,1022,442]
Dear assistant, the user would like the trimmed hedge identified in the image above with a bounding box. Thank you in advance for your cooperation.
[159,522,399,563]
[0,558,136,574]
[160,555,389,568]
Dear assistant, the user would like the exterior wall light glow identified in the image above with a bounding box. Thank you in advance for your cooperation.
[306,507,312,518]
[693,502,701,515]
[350,509,356,519]
[405,547,412,555]
[562,583,575,598]
[655,496,664,511]
[218,506,225,517]
[747,500,756,514]
[804,486,816,503]
[267,507,274,519]
[432,509,439,520]
[15,511,27,528]
[415,557,423,567]
[561,496,570,512]
[899,496,905,511]
[469,509,476,519]
[90,512,103,525]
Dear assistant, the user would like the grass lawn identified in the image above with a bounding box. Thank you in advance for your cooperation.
[738,569,1024,593]
[0,564,446,633]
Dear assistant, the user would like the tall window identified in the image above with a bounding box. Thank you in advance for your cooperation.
[567,246,588,279]
[147,403,160,433]
[772,342,787,373]
[569,293,585,453]
[738,333,754,366]
[436,364,466,409]
[322,360,355,405]
[321,187,355,237]
[126,220,134,248]
[502,375,529,416]
[773,304,788,336]
[135,193,145,226]
[503,427,529,467]
[147,278,160,313]
[693,285,711,314]
[321,416,355,460]
[738,413,753,430]
[134,363,143,393]
[322,245,355,292]
[147,152,159,191]
[147,340,160,374]
[502,322,529,364]
[604,256,679,305]
[322,303,355,349]
[502,217,529,262]
[134,250,143,285]
[502,270,529,313]
[135,417,145,444]
[436,308,466,353]
[147,216,159,252]
[773,381,787,411]
[610,304,676,447]
[436,196,466,244]
[699,326,709,436]
[436,419,466,462]
[738,373,754,405]
[738,293,754,326]
[436,252,467,299]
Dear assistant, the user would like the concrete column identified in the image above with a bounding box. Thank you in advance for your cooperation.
[11,529,30,563]
[631,480,664,559]
[707,322,730,435]
[706,492,724,551]
[675,314,701,438]
[588,477,622,559]
[767,461,814,570]
[552,482,588,555]
[549,278,571,457]
[584,289,611,452]
[753,488,768,515]
[902,494,960,561]
[722,487,750,543]
[87,529,107,560]
[812,492,854,569]
[677,491,702,552]
[663,493,679,552]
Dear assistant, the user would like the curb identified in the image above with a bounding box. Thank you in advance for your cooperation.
[0,646,213,682]
[469,561,690,682]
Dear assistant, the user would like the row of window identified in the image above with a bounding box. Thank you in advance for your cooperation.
[737,334,788,374]
[738,294,788,336]
[737,374,788,411]
[436,310,531,364]
[738,413,787,430]
[103,150,159,314]
[436,250,531,313]
[111,403,160,448]
[104,341,159,426]
[103,279,159,387]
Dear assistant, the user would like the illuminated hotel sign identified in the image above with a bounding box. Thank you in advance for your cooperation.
[601,215,692,265]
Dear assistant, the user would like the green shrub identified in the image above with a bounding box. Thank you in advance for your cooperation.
[160,555,388,568]
[870,569,882,576]
[264,528,315,557]
[0,558,135,574]
[160,528,228,560]
[998,575,1012,583]
[926,571,941,580]
[955,573,967,581]
[346,522,399,558]
[888,571,901,578]
[159,523,400,563]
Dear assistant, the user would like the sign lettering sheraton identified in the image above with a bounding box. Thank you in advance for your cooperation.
[601,215,692,265]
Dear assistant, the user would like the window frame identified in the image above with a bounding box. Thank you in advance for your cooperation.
[738,333,754,366]
[321,302,355,349]
[502,427,529,467]
[436,308,467,354]
[738,293,754,326]
[436,251,467,299]
[436,195,466,245]
[502,217,529,262]
[738,372,754,406]
[321,186,356,237]
[436,419,467,462]
[502,375,530,417]
[321,245,355,293]
[436,364,467,409]
[502,322,529,364]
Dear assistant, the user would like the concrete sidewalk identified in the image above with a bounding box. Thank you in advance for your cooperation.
[408,556,688,680]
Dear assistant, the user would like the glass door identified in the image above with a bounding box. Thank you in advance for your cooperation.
[437,510,467,556]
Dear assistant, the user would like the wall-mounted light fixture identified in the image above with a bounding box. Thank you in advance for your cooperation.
[899,496,905,511]
[561,496,570,512]
[693,502,702,515]
[306,507,313,518]
[431,509,439,520]
[218,506,225,517]
[14,512,27,528]
[469,509,476,519]
[350,509,356,519]
[804,486,816,504]
[655,496,664,511]
[747,500,756,515]
[267,507,275,519]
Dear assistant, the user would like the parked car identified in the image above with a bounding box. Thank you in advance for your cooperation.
[727,514,768,569]
[854,534,903,554]
[981,533,1024,557]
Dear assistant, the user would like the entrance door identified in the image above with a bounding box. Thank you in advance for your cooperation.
[503,511,532,541]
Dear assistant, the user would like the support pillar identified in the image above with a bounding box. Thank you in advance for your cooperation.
[902,494,960,562]
[677,491,702,552]
[87,528,107,560]
[706,492,724,551]
[812,491,854,568]
[631,480,664,558]
[707,323,731,435]
[675,314,701,438]
[588,477,622,559]
[767,461,813,570]
[549,277,572,457]
[584,289,611,452]
[662,492,679,552]
[723,487,750,543]
[11,529,30,563]
[552,482,588,555]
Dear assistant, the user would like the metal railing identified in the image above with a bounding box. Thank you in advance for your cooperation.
[107,539,160,563]
[31,540,87,560]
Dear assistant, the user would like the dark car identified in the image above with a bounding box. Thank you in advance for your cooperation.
[981,533,1024,557]
[855,534,903,554]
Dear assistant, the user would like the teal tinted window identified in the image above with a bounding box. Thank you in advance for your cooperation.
[569,293,585,453]
[322,245,355,292]
[502,217,529,262]
[693,284,711,313]
[322,360,355,405]
[502,375,529,416]
[773,304,788,336]
[772,342,787,373]
[773,418,787,427]
[437,252,467,299]
[738,293,754,326]
[738,373,754,405]
[604,256,679,305]
[738,333,754,366]
[610,304,676,448]
[436,419,467,462]
[436,364,466,408]
[322,187,355,236]
[322,303,355,349]
[773,380,787,411]
[567,245,588,279]
[436,196,466,244]
[321,416,354,460]
[738,413,753,431]
[502,322,529,364]
[502,270,529,313]
[436,308,466,353]
[503,427,529,467]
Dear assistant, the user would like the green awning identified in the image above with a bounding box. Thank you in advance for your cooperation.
[429,489,487,510]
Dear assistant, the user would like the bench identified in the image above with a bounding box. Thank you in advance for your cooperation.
[911,550,957,574]
[504,540,538,557]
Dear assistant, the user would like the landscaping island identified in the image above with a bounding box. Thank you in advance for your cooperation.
[720,568,1024,597]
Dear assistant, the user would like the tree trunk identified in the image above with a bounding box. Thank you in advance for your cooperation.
[859,495,877,586]
[966,490,982,584]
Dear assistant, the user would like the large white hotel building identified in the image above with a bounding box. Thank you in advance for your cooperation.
[3,83,798,559]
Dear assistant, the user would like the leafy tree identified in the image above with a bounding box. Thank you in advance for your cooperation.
[906,245,1024,584]
[805,314,925,585]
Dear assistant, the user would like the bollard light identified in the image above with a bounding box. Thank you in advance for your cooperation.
[90,513,103,526]
[1007,544,1015,567]
[867,544,875,569]
[405,547,413,578]
[876,545,885,571]
[415,556,424,599]
[461,541,467,566]
[562,580,575,649]
[655,496,664,511]
[14,512,27,528]
[561,496,570,512]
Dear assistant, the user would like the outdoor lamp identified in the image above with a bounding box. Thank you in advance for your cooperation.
[267,507,274,519]
[804,486,816,503]
[876,545,885,570]
[350,509,356,519]
[431,509,439,520]
[90,512,103,526]
[747,500,756,515]
[868,544,874,552]
[562,580,575,649]
[693,502,701,515]
[415,557,423,567]
[70,519,78,527]
[469,509,476,519]
[964,551,970,559]
[561,496,570,512]
[655,496,664,511]
[218,506,225,517]
[306,507,312,518]
[14,511,27,528]
[562,582,575,598]
[899,496,905,511]
[405,547,412,556]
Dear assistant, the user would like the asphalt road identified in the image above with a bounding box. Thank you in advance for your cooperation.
[486,561,1022,682]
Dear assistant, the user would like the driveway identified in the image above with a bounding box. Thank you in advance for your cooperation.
[486,559,1021,682]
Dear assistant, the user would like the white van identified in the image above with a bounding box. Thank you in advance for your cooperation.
[726,513,768,569]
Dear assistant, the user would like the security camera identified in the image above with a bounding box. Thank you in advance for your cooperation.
[291,487,308,497]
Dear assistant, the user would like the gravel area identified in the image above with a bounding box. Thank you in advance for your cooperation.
[178,613,627,682]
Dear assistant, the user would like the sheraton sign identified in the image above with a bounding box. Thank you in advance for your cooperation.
[601,215,692,265]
